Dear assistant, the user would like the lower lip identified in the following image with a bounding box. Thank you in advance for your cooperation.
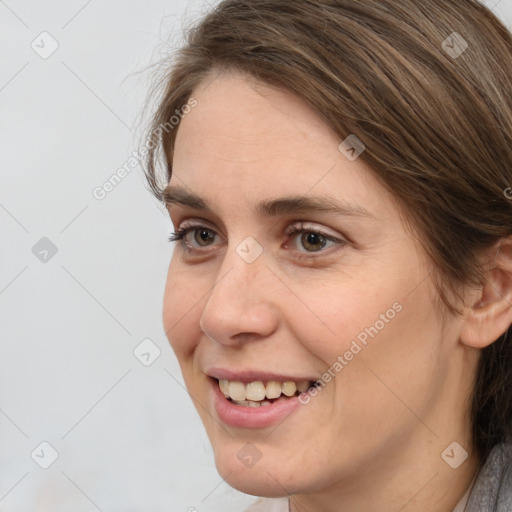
[210,378,302,428]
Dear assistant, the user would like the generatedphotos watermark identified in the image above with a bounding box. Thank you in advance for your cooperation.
[92,97,198,201]
[504,187,512,201]
[298,301,403,405]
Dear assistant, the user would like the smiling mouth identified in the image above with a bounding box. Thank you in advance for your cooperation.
[214,378,314,407]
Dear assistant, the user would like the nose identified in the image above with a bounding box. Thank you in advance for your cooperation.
[199,247,279,346]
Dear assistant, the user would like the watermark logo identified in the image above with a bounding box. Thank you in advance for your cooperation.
[441,442,468,469]
[236,236,263,264]
[442,32,468,59]
[31,441,59,469]
[339,134,366,161]
[237,443,262,468]
[504,187,512,200]
[133,338,161,367]
[31,31,59,59]
[32,237,58,263]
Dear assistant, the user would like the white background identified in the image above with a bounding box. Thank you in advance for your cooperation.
[1,1,511,511]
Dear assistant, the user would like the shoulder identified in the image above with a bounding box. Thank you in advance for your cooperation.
[244,497,289,512]
[466,439,512,511]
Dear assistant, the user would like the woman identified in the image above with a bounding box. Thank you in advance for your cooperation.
[143,1,512,510]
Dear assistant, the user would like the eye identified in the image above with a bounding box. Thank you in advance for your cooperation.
[286,223,345,253]
[168,221,346,256]
[296,231,329,252]
[190,228,217,247]
[168,225,220,249]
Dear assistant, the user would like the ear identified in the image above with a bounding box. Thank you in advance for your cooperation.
[460,237,512,348]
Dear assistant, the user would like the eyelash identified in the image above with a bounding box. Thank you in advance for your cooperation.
[167,223,346,257]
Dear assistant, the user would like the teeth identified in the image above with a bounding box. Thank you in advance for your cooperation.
[219,379,230,396]
[265,381,282,399]
[297,380,310,393]
[246,381,266,401]
[228,381,247,401]
[219,378,312,402]
[232,399,275,407]
[282,381,297,397]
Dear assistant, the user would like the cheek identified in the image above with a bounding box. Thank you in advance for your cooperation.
[288,268,443,408]
[162,260,207,357]
[309,277,444,428]
[292,256,435,354]
[283,273,405,367]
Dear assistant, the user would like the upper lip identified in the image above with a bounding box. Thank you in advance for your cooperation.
[206,367,316,383]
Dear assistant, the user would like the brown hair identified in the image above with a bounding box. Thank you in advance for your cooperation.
[142,0,512,463]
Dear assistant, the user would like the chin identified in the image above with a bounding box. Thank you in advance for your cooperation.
[220,465,294,498]
[211,443,310,498]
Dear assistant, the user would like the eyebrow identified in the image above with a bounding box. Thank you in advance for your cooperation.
[163,185,375,219]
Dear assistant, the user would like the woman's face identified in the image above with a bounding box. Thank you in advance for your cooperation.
[163,71,475,498]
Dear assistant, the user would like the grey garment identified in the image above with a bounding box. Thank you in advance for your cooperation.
[465,440,512,512]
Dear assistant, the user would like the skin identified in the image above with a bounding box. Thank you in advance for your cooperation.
[162,69,512,512]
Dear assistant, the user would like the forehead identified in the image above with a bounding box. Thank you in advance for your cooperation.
[175,71,334,158]
[170,71,392,220]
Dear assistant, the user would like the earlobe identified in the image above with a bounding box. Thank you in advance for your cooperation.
[460,238,512,349]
